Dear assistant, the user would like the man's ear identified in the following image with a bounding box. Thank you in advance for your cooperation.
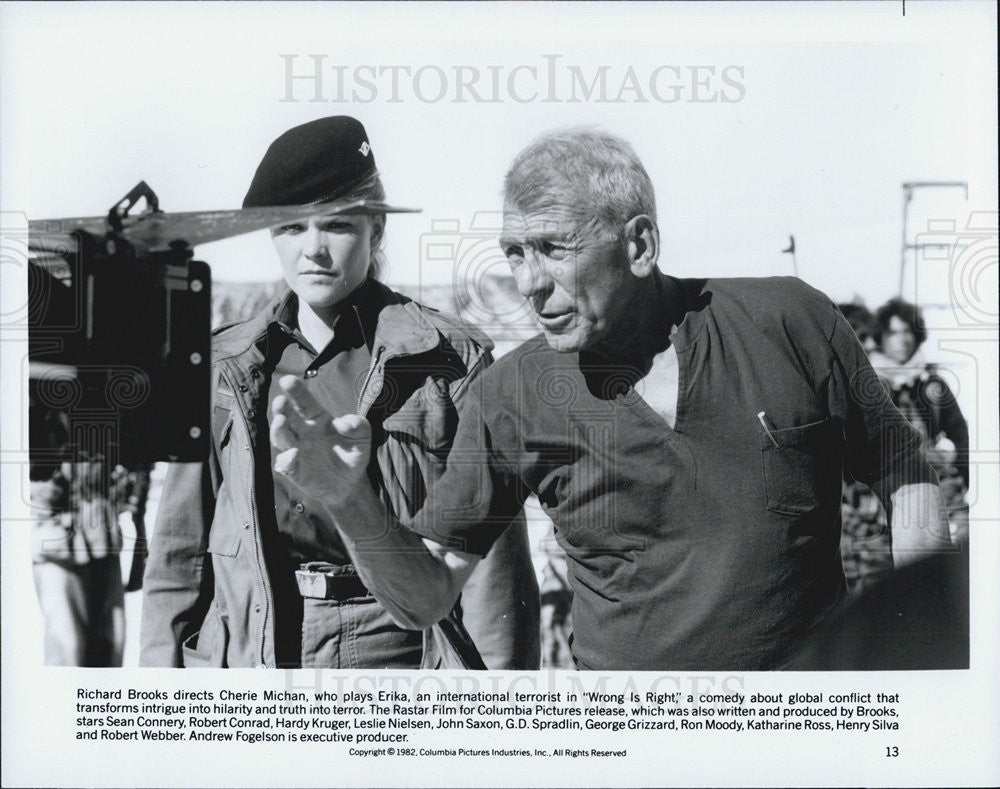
[623,215,659,277]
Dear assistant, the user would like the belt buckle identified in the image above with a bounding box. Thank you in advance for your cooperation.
[295,568,331,599]
[295,564,366,600]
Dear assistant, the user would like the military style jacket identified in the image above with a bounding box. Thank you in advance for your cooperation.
[140,280,539,668]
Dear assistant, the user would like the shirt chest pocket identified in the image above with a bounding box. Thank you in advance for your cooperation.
[759,417,839,517]
[213,403,235,457]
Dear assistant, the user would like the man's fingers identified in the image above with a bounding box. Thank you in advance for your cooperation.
[272,394,308,437]
[278,374,328,421]
[330,414,372,442]
[329,415,372,467]
[271,412,299,451]
[273,447,298,476]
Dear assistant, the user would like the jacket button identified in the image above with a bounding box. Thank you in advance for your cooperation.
[293,501,305,514]
[243,521,250,530]
[239,384,249,392]
[250,368,260,378]
[254,604,261,613]
[247,408,256,419]
[305,369,318,379]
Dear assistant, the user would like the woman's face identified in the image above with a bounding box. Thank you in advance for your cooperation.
[881,315,918,364]
[270,213,375,312]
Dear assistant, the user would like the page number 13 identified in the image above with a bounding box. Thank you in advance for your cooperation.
[886,746,899,758]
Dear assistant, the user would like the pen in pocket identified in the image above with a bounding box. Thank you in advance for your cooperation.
[757,411,779,447]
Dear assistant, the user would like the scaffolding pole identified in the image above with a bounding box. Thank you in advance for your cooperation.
[899,181,968,297]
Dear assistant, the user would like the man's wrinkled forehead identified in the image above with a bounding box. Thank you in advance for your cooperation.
[500,204,598,242]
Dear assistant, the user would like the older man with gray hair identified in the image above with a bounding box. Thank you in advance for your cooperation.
[272,127,952,670]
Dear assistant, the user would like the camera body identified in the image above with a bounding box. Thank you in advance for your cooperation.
[29,229,211,466]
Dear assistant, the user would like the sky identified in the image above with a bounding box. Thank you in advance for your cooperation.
[1,2,995,312]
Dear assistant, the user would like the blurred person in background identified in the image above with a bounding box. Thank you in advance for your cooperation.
[837,301,892,595]
[31,453,125,667]
[30,392,125,666]
[537,526,573,669]
[31,380,154,666]
[791,296,969,670]
[113,463,151,593]
[871,298,969,544]
[838,300,879,354]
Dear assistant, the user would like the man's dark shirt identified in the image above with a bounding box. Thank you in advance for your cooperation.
[410,276,935,671]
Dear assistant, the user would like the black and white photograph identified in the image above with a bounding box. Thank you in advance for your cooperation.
[1,1,997,786]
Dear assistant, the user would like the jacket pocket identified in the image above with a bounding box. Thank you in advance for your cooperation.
[207,510,241,557]
[213,406,234,450]
[181,601,229,668]
[760,417,837,516]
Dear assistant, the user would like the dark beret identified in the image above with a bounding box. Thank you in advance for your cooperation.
[243,116,377,208]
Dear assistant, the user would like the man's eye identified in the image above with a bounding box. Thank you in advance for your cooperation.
[542,242,569,260]
[278,223,304,235]
[321,220,352,232]
[503,245,524,266]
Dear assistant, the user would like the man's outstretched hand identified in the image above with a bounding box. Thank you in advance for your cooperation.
[270,375,372,505]
[271,374,481,633]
